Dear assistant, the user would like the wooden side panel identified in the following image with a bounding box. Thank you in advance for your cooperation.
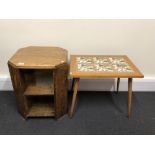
[54,63,68,118]
[8,63,29,118]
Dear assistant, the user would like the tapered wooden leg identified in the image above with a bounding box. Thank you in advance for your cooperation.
[71,78,75,91]
[116,78,120,93]
[128,78,132,118]
[69,78,80,118]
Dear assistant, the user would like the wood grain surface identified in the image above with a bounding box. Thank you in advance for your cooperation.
[70,55,144,78]
[8,46,68,119]
[8,46,67,69]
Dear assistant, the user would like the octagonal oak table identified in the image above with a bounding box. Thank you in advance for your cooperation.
[69,55,144,118]
[8,46,68,119]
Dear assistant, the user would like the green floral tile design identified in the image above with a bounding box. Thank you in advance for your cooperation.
[76,57,133,72]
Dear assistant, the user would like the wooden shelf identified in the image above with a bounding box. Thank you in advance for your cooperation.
[24,85,54,96]
[8,46,68,119]
[27,102,55,117]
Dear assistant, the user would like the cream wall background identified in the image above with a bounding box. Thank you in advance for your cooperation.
[0,19,155,91]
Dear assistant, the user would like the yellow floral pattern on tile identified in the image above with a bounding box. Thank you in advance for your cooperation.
[76,57,133,72]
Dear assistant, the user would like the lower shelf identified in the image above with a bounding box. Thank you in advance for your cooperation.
[24,85,54,96]
[27,103,55,117]
[26,96,55,117]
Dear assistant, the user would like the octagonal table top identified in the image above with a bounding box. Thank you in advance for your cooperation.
[8,46,67,69]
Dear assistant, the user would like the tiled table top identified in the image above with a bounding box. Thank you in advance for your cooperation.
[70,55,144,78]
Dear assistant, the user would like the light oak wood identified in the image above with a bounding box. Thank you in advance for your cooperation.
[71,78,75,91]
[128,78,132,118]
[70,55,144,78]
[70,78,80,118]
[8,46,67,69]
[69,55,144,118]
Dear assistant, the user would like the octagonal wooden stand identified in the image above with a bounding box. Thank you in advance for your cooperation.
[8,46,68,119]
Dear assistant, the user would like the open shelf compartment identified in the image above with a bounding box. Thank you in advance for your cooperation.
[26,96,55,117]
[21,69,54,96]
[8,47,68,119]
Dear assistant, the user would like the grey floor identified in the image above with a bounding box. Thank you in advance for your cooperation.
[0,91,155,135]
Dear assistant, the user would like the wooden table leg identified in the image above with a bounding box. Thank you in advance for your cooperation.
[69,78,80,118]
[128,78,133,118]
[71,78,75,91]
[116,78,120,93]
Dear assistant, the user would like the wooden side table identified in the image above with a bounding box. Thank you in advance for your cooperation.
[8,46,68,119]
[69,55,144,118]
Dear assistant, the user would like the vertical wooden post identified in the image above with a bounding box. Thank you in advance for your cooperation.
[54,64,68,119]
[8,63,28,118]
[69,78,80,118]
[71,78,75,91]
[117,78,120,93]
[128,78,132,118]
